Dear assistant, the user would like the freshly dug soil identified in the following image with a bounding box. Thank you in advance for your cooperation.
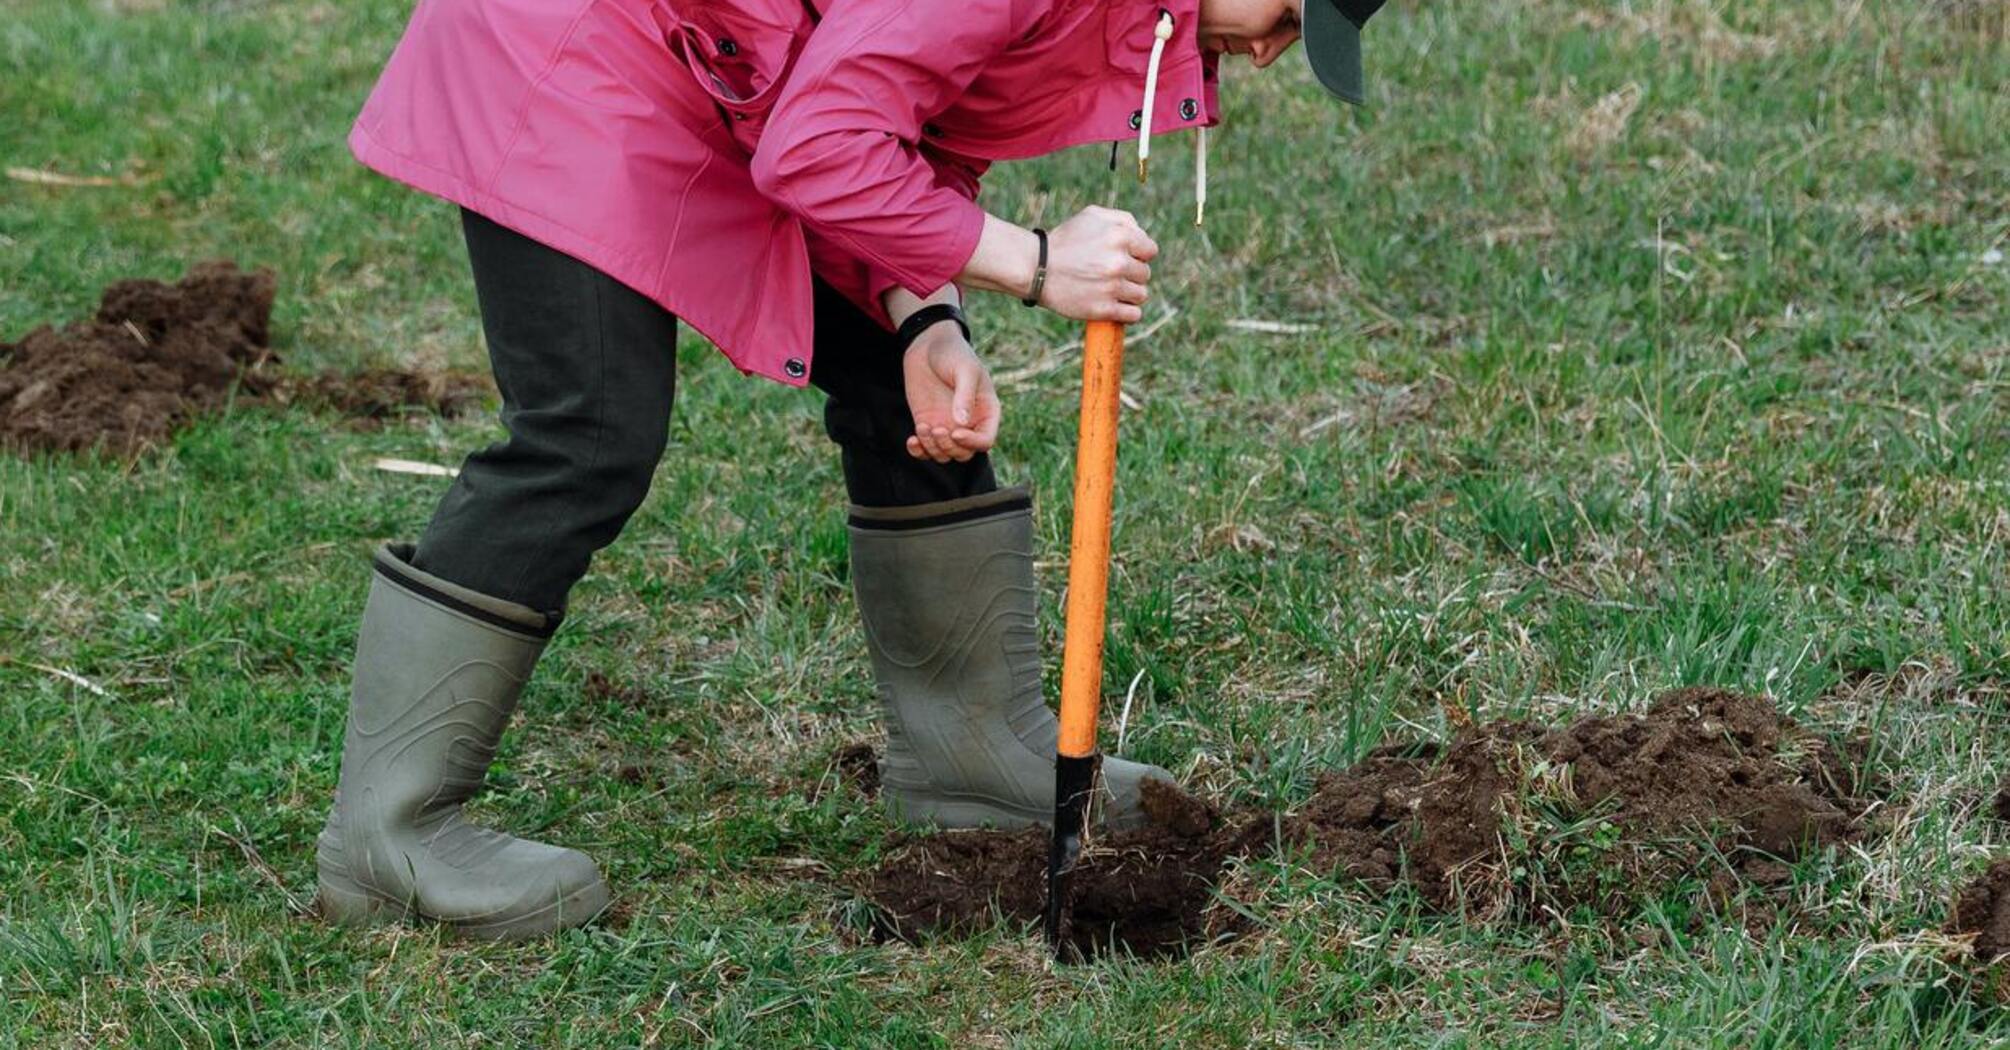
[1,261,278,454]
[864,688,1867,959]
[1,261,487,456]
[1947,859,2010,1005]
[1325,684,1859,914]
[867,778,1244,960]
[269,367,489,422]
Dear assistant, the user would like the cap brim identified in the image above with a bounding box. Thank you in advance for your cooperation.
[1302,0,1365,105]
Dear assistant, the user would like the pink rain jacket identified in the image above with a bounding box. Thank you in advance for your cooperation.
[350,0,1219,386]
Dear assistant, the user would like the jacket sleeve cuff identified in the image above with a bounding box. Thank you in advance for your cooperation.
[887,198,986,300]
[861,269,903,329]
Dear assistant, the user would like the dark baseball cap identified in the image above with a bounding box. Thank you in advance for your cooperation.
[1303,0,1386,105]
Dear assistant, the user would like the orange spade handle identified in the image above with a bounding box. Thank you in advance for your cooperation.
[1056,319,1125,759]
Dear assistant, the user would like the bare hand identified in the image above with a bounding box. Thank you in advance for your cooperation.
[902,324,999,463]
[1037,206,1158,323]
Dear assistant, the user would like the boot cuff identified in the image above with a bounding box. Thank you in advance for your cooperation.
[847,486,1032,533]
[373,543,562,639]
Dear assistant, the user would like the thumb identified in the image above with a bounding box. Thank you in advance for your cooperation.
[952,360,978,427]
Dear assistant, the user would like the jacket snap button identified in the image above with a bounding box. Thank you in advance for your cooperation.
[717,37,738,56]
[1127,110,1142,130]
[1179,98,1198,120]
[784,357,807,378]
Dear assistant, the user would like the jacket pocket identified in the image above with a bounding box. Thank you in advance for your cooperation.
[656,0,809,119]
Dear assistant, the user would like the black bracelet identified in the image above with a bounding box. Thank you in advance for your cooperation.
[1020,227,1048,308]
[895,302,970,351]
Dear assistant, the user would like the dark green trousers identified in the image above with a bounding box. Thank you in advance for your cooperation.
[413,210,996,611]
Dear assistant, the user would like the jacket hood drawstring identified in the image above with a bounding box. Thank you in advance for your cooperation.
[1195,123,1206,226]
[1134,10,1206,226]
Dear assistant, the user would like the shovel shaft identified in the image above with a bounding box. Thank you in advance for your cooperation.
[1056,320,1125,759]
[1047,318,1125,955]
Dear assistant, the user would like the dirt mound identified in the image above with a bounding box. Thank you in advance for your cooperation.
[1,261,487,456]
[863,688,1868,959]
[1948,859,2010,1005]
[1,261,277,454]
[1315,685,1860,915]
[868,779,1243,960]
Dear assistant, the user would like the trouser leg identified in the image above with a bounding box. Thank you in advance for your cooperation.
[807,280,996,508]
[413,209,679,610]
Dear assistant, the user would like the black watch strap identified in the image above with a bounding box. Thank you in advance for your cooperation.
[895,302,971,350]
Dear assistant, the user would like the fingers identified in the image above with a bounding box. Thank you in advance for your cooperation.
[952,374,1000,452]
[1094,300,1145,324]
[1098,241,1149,317]
[948,428,994,453]
[1084,281,1147,323]
[949,408,999,453]
[1126,227,1160,262]
[1099,208,1157,261]
[910,432,964,463]
[917,369,996,463]
[915,423,973,462]
[1103,224,1158,263]
[1088,206,1157,261]
[915,423,954,463]
[1046,205,1156,323]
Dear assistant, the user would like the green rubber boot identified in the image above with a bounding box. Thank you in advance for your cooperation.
[848,487,1174,831]
[315,544,610,940]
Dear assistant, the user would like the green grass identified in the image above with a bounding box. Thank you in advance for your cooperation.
[3,0,2007,1044]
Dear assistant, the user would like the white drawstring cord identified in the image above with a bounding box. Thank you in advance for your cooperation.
[1136,10,1175,182]
[1135,9,1206,225]
[1195,124,1206,226]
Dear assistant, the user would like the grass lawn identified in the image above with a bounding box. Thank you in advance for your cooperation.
[3,0,2007,1044]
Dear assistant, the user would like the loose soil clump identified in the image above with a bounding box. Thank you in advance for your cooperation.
[864,688,1869,959]
[867,778,1243,960]
[2,261,278,454]
[1,261,487,456]
[834,743,882,799]
[1947,859,2010,1005]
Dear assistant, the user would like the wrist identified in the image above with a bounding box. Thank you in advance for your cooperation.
[896,302,970,352]
[961,214,1042,299]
